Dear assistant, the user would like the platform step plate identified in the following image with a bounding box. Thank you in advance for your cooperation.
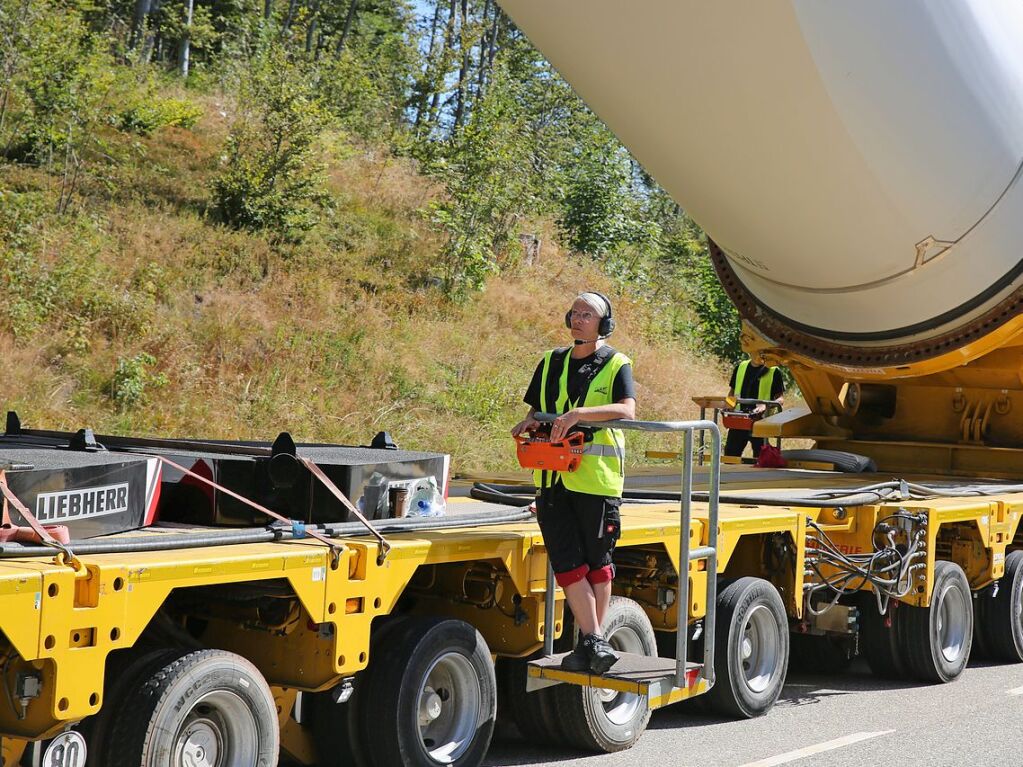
[527,652,707,708]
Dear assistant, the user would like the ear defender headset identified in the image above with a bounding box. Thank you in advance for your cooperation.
[565,292,616,339]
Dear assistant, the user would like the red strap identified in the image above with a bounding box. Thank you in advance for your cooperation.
[153,456,342,555]
[297,456,391,561]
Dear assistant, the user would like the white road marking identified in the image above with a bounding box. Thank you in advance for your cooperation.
[1007,685,1023,696]
[739,730,895,767]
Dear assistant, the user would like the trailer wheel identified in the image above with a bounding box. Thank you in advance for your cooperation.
[312,616,411,767]
[105,649,279,767]
[976,550,1023,662]
[858,597,906,679]
[361,617,496,767]
[900,561,973,683]
[706,578,789,718]
[551,596,655,752]
[496,657,561,744]
[84,647,184,766]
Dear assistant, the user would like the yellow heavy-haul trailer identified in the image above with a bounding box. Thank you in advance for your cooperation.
[1,417,1022,766]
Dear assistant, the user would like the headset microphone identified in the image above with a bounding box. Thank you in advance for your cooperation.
[574,334,609,345]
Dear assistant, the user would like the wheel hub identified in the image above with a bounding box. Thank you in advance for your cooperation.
[417,652,482,764]
[180,719,221,767]
[739,604,781,694]
[420,688,443,724]
[937,582,968,663]
[172,690,260,767]
[592,625,645,725]
[741,635,754,660]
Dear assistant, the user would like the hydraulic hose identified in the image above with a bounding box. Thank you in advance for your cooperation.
[473,479,1023,509]
[472,481,890,508]
[0,528,281,558]
[0,506,533,559]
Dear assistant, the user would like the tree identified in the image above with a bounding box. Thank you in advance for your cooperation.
[686,247,743,362]
[425,64,532,297]
[557,124,656,258]
[3,1,114,214]
[211,44,329,237]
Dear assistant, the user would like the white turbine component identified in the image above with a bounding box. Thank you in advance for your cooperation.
[497,0,1023,346]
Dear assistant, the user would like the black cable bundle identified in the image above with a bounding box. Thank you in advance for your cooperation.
[804,511,927,616]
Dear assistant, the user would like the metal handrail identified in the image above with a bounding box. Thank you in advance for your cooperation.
[533,415,721,692]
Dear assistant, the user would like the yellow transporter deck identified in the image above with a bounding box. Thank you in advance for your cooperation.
[0,496,805,742]
[5,466,1019,750]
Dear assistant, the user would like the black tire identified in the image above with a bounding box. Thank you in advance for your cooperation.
[550,596,656,752]
[899,561,973,683]
[311,617,410,767]
[788,633,853,674]
[972,591,991,661]
[105,649,279,767]
[495,656,562,745]
[858,596,906,679]
[359,617,497,767]
[779,449,876,473]
[496,603,576,745]
[84,647,184,766]
[706,578,789,718]
[976,550,1023,662]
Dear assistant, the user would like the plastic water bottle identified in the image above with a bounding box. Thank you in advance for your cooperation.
[406,477,445,518]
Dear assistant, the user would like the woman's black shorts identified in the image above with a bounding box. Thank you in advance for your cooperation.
[535,480,622,574]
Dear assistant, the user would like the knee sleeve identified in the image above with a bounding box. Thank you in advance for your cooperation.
[554,564,590,588]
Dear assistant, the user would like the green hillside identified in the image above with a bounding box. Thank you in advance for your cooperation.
[0,0,736,472]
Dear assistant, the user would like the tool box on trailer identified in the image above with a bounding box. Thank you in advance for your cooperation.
[0,442,161,538]
[153,441,449,525]
[1,413,449,530]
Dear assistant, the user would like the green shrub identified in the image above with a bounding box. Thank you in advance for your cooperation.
[119,96,203,135]
[111,352,168,409]
[557,126,658,258]
[210,45,328,238]
[686,252,743,363]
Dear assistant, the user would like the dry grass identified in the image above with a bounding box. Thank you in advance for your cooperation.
[0,113,731,474]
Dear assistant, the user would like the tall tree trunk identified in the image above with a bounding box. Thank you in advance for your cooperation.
[129,0,152,50]
[304,0,320,54]
[487,8,499,70]
[263,0,273,20]
[413,0,445,130]
[452,0,469,129]
[475,0,492,99]
[333,0,358,56]
[178,0,194,77]
[302,16,315,51]
[426,0,457,130]
[281,0,299,37]
[140,0,162,62]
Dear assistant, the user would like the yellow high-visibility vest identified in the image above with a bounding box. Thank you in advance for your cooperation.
[533,348,630,497]
[735,360,777,402]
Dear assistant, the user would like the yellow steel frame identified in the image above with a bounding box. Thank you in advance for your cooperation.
[2,482,1020,747]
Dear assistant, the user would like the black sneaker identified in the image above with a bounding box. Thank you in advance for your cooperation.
[589,634,620,675]
[560,634,595,672]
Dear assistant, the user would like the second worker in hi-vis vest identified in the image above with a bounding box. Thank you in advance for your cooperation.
[512,292,637,674]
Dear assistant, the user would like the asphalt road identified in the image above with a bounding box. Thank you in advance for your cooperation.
[484,657,1023,767]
